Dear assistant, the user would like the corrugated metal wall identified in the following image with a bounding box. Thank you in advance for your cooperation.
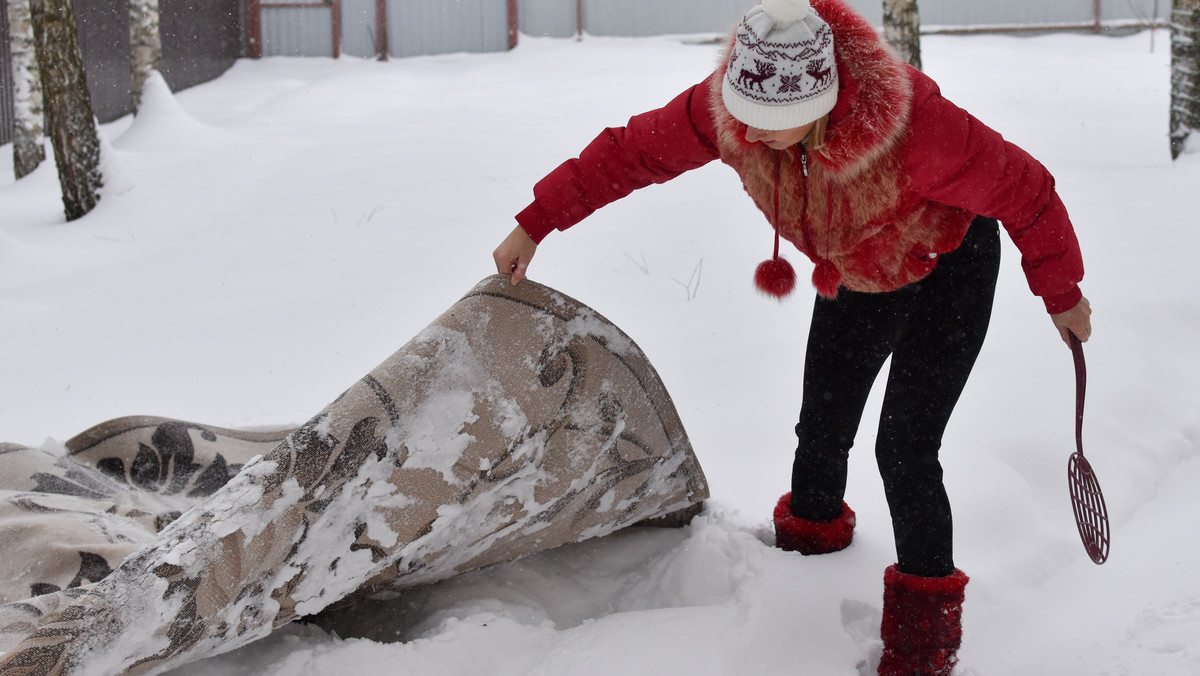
[921,0,1162,28]
[263,1,511,59]
[388,0,509,57]
[340,0,378,58]
[922,0,1091,28]
[251,0,1171,66]
[1108,0,1163,24]
[517,0,1165,37]
[261,1,335,57]
[518,0,575,38]
[582,0,758,37]
[514,1,876,38]
[516,0,852,37]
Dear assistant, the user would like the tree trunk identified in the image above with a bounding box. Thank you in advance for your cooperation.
[129,0,163,111]
[7,0,46,179]
[1171,0,1200,159]
[29,0,101,221]
[882,0,922,71]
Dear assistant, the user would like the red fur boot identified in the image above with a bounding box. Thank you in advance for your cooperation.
[772,493,855,554]
[878,565,969,676]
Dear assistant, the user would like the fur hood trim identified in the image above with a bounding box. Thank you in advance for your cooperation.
[811,0,912,174]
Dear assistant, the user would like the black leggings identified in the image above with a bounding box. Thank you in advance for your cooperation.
[790,216,1001,578]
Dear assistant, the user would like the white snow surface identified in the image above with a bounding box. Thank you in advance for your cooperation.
[2,30,1198,675]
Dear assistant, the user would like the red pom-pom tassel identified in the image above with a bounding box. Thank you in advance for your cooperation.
[754,257,796,298]
[811,260,842,298]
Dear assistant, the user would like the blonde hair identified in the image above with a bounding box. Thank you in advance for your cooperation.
[805,114,830,151]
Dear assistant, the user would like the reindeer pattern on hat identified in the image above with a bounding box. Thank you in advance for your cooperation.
[737,59,778,93]
[726,18,836,104]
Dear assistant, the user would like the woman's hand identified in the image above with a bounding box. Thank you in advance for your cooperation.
[493,226,538,285]
[1051,295,1092,346]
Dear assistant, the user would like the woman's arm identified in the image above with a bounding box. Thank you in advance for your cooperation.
[514,79,723,245]
[902,69,1090,341]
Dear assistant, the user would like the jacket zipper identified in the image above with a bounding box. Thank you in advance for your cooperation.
[773,147,816,257]
[796,146,816,256]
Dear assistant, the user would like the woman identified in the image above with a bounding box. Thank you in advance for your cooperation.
[493,0,1091,673]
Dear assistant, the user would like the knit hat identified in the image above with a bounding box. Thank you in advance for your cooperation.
[722,0,839,131]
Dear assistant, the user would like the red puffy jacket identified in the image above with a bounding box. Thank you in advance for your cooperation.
[516,0,1083,314]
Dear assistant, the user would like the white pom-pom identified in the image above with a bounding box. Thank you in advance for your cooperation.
[761,0,811,24]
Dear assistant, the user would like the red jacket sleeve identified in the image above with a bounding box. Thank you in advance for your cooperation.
[902,70,1084,314]
[516,79,722,243]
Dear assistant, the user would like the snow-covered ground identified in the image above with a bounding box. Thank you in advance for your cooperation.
[2,27,1198,675]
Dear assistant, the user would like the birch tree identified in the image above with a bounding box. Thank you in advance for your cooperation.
[29,0,102,221]
[7,0,46,179]
[1171,0,1200,158]
[882,0,922,71]
[129,0,163,111]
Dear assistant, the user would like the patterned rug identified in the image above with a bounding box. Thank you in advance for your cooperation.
[0,275,708,674]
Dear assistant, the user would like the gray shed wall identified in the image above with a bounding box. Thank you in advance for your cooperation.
[388,0,510,58]
[263,1,511,59]
[340,0,378,58]
[582,0,763,37]
[521,0,1164,37]
[518,0,576,38]
[921,0,1163,28]
[260,4,335,57]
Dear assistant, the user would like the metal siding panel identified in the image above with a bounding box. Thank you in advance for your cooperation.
[1101,0,1166,22]
[518,0,575,37]
[262,6,334,57]
[579,0,879,37]
[459,1,487,52]
[389,0,508,58]
[387,2,415,57]
[920,0,1094,27]
[844,0,883,26]
[481,1,508,51]
[920,0,1162,27]
[388,1,422,57]
[583,0,746,36]
[340,0,377,58]
[554,0,1167,36]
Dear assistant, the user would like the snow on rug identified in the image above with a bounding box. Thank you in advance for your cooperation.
[0,275,708,675]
